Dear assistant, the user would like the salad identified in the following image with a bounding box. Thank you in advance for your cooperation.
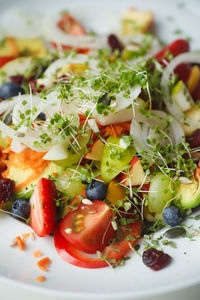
[0,7,200,273]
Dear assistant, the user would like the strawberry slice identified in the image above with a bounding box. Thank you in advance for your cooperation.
[30,178,57,237]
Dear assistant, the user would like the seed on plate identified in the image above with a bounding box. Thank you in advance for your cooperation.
[164,227,186,239]
[65,228,72,234]
[187,228,200,237]
[111,220,118,230]
[82,199,93,205]
[9,237,17,247]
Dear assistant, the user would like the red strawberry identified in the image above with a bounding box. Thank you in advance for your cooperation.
[30,178,57,237]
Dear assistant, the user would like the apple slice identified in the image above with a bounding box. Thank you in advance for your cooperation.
[120,157,147,186]
[85,139,104,161]
[122,8,153,36]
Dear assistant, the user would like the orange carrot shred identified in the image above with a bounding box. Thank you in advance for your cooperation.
[22,233,30,240]
[33,250,42,258]
[16,236,25,251]
[37,257,51,271]
[36,276,46,283]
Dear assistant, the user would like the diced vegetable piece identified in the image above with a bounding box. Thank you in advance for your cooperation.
[0,37,19,57]
[14,37,46,57]
[122,8,153,35]
[106,180,125,206]
[187,65,200,94]
[55,130,91,168]
[181,104,200,135]
[174,177,200,209]
[100,136,135,183]
[148,173,174,213]
[172,80,194,112]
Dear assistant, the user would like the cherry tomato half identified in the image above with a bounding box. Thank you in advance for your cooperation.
[0,56,16,68]
[54,221,142,268]
[60,201,115,254]
[155,39,190,62]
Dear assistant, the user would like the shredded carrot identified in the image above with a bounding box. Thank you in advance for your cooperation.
[22,233,30,240]
[16,236,25,251]
[2,148,49,191]
[33,250,42,258]
[99,122,131,138]
[37,257,51,271]
[36,276,46,283]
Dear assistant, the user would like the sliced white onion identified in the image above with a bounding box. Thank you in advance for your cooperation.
[42,142,69,161]
[0,120,43,151]
[161,52,200,128]
[130,103,185,156]
[0,97,19,115]
[114,85,141,112]
[12,94,41,127]
[88,119,99,133]
[10,139,27,153]
[95,108,133,126]
[42,15,108,50]
[38,54,93,87]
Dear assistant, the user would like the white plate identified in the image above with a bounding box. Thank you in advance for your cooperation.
[0,0,200,299]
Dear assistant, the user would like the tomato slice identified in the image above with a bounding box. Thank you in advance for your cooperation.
[60,201,115,254]
[52,12,89,53]
[0,56,16,68]
[57,12,86,36]
[54,221,142,268]
[155,39,190,62]
[103,221,142,261]
[54,225,108,268]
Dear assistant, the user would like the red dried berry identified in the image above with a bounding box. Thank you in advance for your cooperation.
[9,75,24,86]
[0,178,15,205]
[108,34,123,53]
[186,129,200,149]
[174,63,191,83]
[29,80,45,94]
[142,248,172,271]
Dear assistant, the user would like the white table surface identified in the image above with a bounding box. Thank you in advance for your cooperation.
[1,281,200,300]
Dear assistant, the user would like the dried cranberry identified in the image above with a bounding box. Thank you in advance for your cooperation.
[192,84,200,102]
[108,34,123,53]
[0,178,15,205]
[186,129,200,148]
[142,248,172,271]
[9,75,24,86]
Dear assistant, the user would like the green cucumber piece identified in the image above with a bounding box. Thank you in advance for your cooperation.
[172,80,194,112]
[148,172,174,213]
[101,136,136,183]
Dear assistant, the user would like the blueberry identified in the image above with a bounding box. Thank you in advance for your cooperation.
[86,180,107,201]
[163,206,183,227]
[11,198,30,221]
[0,82,25,100]
[37,112,46,121]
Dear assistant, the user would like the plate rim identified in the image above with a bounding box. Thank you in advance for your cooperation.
[1,272,200,299]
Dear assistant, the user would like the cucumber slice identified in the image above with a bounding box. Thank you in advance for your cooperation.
[55,130,91,168]
[148,172,174,213]
[172,80,194,112]
[101,136,136,183]
[174,178,200,209]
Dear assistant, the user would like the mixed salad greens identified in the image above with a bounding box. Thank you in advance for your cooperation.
[0,7,200,271]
